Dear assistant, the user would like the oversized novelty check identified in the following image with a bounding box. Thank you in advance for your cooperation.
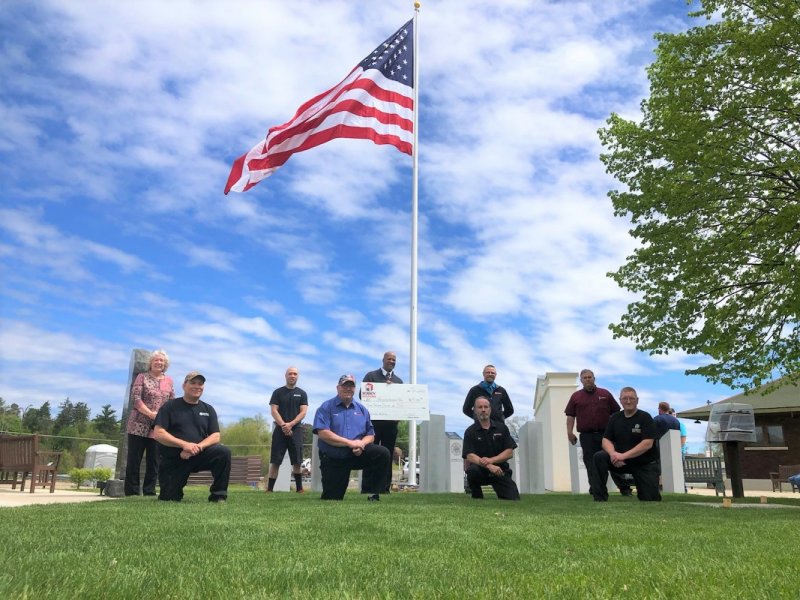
[359,383,429,421]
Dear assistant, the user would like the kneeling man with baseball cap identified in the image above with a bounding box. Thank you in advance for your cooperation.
[154,371,232,502]
[313,374,391,501]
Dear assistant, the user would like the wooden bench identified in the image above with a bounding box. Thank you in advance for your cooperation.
[187,455,262,487]
[683,456,726,497]
[770,464,800,493]
[0,434,62,494]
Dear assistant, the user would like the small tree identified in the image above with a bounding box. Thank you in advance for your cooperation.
[91,467,112,483]
[68,468,93,490]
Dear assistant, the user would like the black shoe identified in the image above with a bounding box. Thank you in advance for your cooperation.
[620,489,633,497]
[209,496,227,503]
[367,494,380,502]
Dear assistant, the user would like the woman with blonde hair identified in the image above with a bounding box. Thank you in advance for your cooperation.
[124,349,175,496]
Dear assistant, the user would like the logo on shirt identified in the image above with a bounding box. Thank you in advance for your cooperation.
[199,412,209,417]
[632,424,641,434]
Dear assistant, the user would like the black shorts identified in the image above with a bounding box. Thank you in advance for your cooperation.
[270,425,304,465]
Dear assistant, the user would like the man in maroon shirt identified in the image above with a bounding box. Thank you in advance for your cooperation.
[565,369,632,496]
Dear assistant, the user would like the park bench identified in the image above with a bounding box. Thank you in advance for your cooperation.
[0,434,62,494]
[683,456,726,497]
[187,455,262,487]
[770,464,800,493]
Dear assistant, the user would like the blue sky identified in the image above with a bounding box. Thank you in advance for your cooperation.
[1,0,731,451]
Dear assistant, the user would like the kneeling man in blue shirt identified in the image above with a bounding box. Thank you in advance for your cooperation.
[313,374,391,501]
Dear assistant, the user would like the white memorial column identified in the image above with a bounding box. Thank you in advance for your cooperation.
[659,429,685,493]
[420,415,447,492]
[534,372,579,492]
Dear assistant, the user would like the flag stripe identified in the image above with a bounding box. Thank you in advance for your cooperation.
[225,19,414,194]
[248,109,413,172]
[267,91,413,151]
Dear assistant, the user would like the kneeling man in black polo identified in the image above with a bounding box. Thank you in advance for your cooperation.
[462,396,520,500]
[591,386,660,502]
[154,371,231,502]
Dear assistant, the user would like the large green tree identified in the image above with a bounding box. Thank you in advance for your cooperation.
[599,0,800,391]
[92,404,120,439]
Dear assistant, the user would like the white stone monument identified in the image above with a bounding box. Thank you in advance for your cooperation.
[517,420,545,494]
[272,454,292,492]
[533,372,579,491]
[446,432,465,493]
[420,414,448,492]
[311,434,322,493]
[659,429,685,493]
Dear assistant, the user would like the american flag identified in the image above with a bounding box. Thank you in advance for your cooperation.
[224,19,414,194]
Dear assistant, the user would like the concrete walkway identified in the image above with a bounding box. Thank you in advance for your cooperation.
[685,486,799,500]
[1,483,797,508]
[0,486,116,507]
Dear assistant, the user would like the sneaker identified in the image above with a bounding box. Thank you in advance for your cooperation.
[296,489,305,494]
[367,494,380,502]
[620,489,633,497]
[209,496,227,503]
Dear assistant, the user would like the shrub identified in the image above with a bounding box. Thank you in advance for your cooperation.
[91,467,112,482]
[68,468,93,490]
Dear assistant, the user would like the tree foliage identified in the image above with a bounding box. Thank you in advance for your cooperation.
[92,404,120,439]
[0,398,23,433]
[599,0,800,391]
[23,401,52,434]
[220,415,272,469]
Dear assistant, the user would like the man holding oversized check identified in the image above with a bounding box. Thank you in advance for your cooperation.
[362,351,403,493]
[360,353,430,490]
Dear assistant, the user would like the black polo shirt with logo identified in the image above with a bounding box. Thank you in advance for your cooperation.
[269,385,308,429]
[603,409,658,465]
[462,421,517,471]
[154,397,220,458]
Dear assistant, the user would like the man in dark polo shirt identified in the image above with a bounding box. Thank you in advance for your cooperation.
[565,369,631,496]
[154,371,231,502]
[591,386,661,502]
[462,396,520,500]
[267,366,308,493]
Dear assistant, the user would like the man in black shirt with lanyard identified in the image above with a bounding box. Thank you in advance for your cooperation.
[462,364,514,425]
[462,396,520,500]
[154,371,231,502]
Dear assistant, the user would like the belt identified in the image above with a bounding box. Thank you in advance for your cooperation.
[580,430,605,435]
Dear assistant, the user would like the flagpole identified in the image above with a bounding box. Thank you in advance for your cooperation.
[408,2,420,486]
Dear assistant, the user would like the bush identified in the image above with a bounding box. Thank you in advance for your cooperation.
[91,467,112,482]
[68,468,93,490]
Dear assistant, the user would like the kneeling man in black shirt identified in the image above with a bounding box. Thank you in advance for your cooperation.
[154,371,231,502]
[462,396,520,500]
[591,386,660,502]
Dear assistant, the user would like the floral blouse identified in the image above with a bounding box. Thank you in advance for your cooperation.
[125,373,175,438]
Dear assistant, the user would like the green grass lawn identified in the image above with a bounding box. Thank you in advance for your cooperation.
[1,488,798,599]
